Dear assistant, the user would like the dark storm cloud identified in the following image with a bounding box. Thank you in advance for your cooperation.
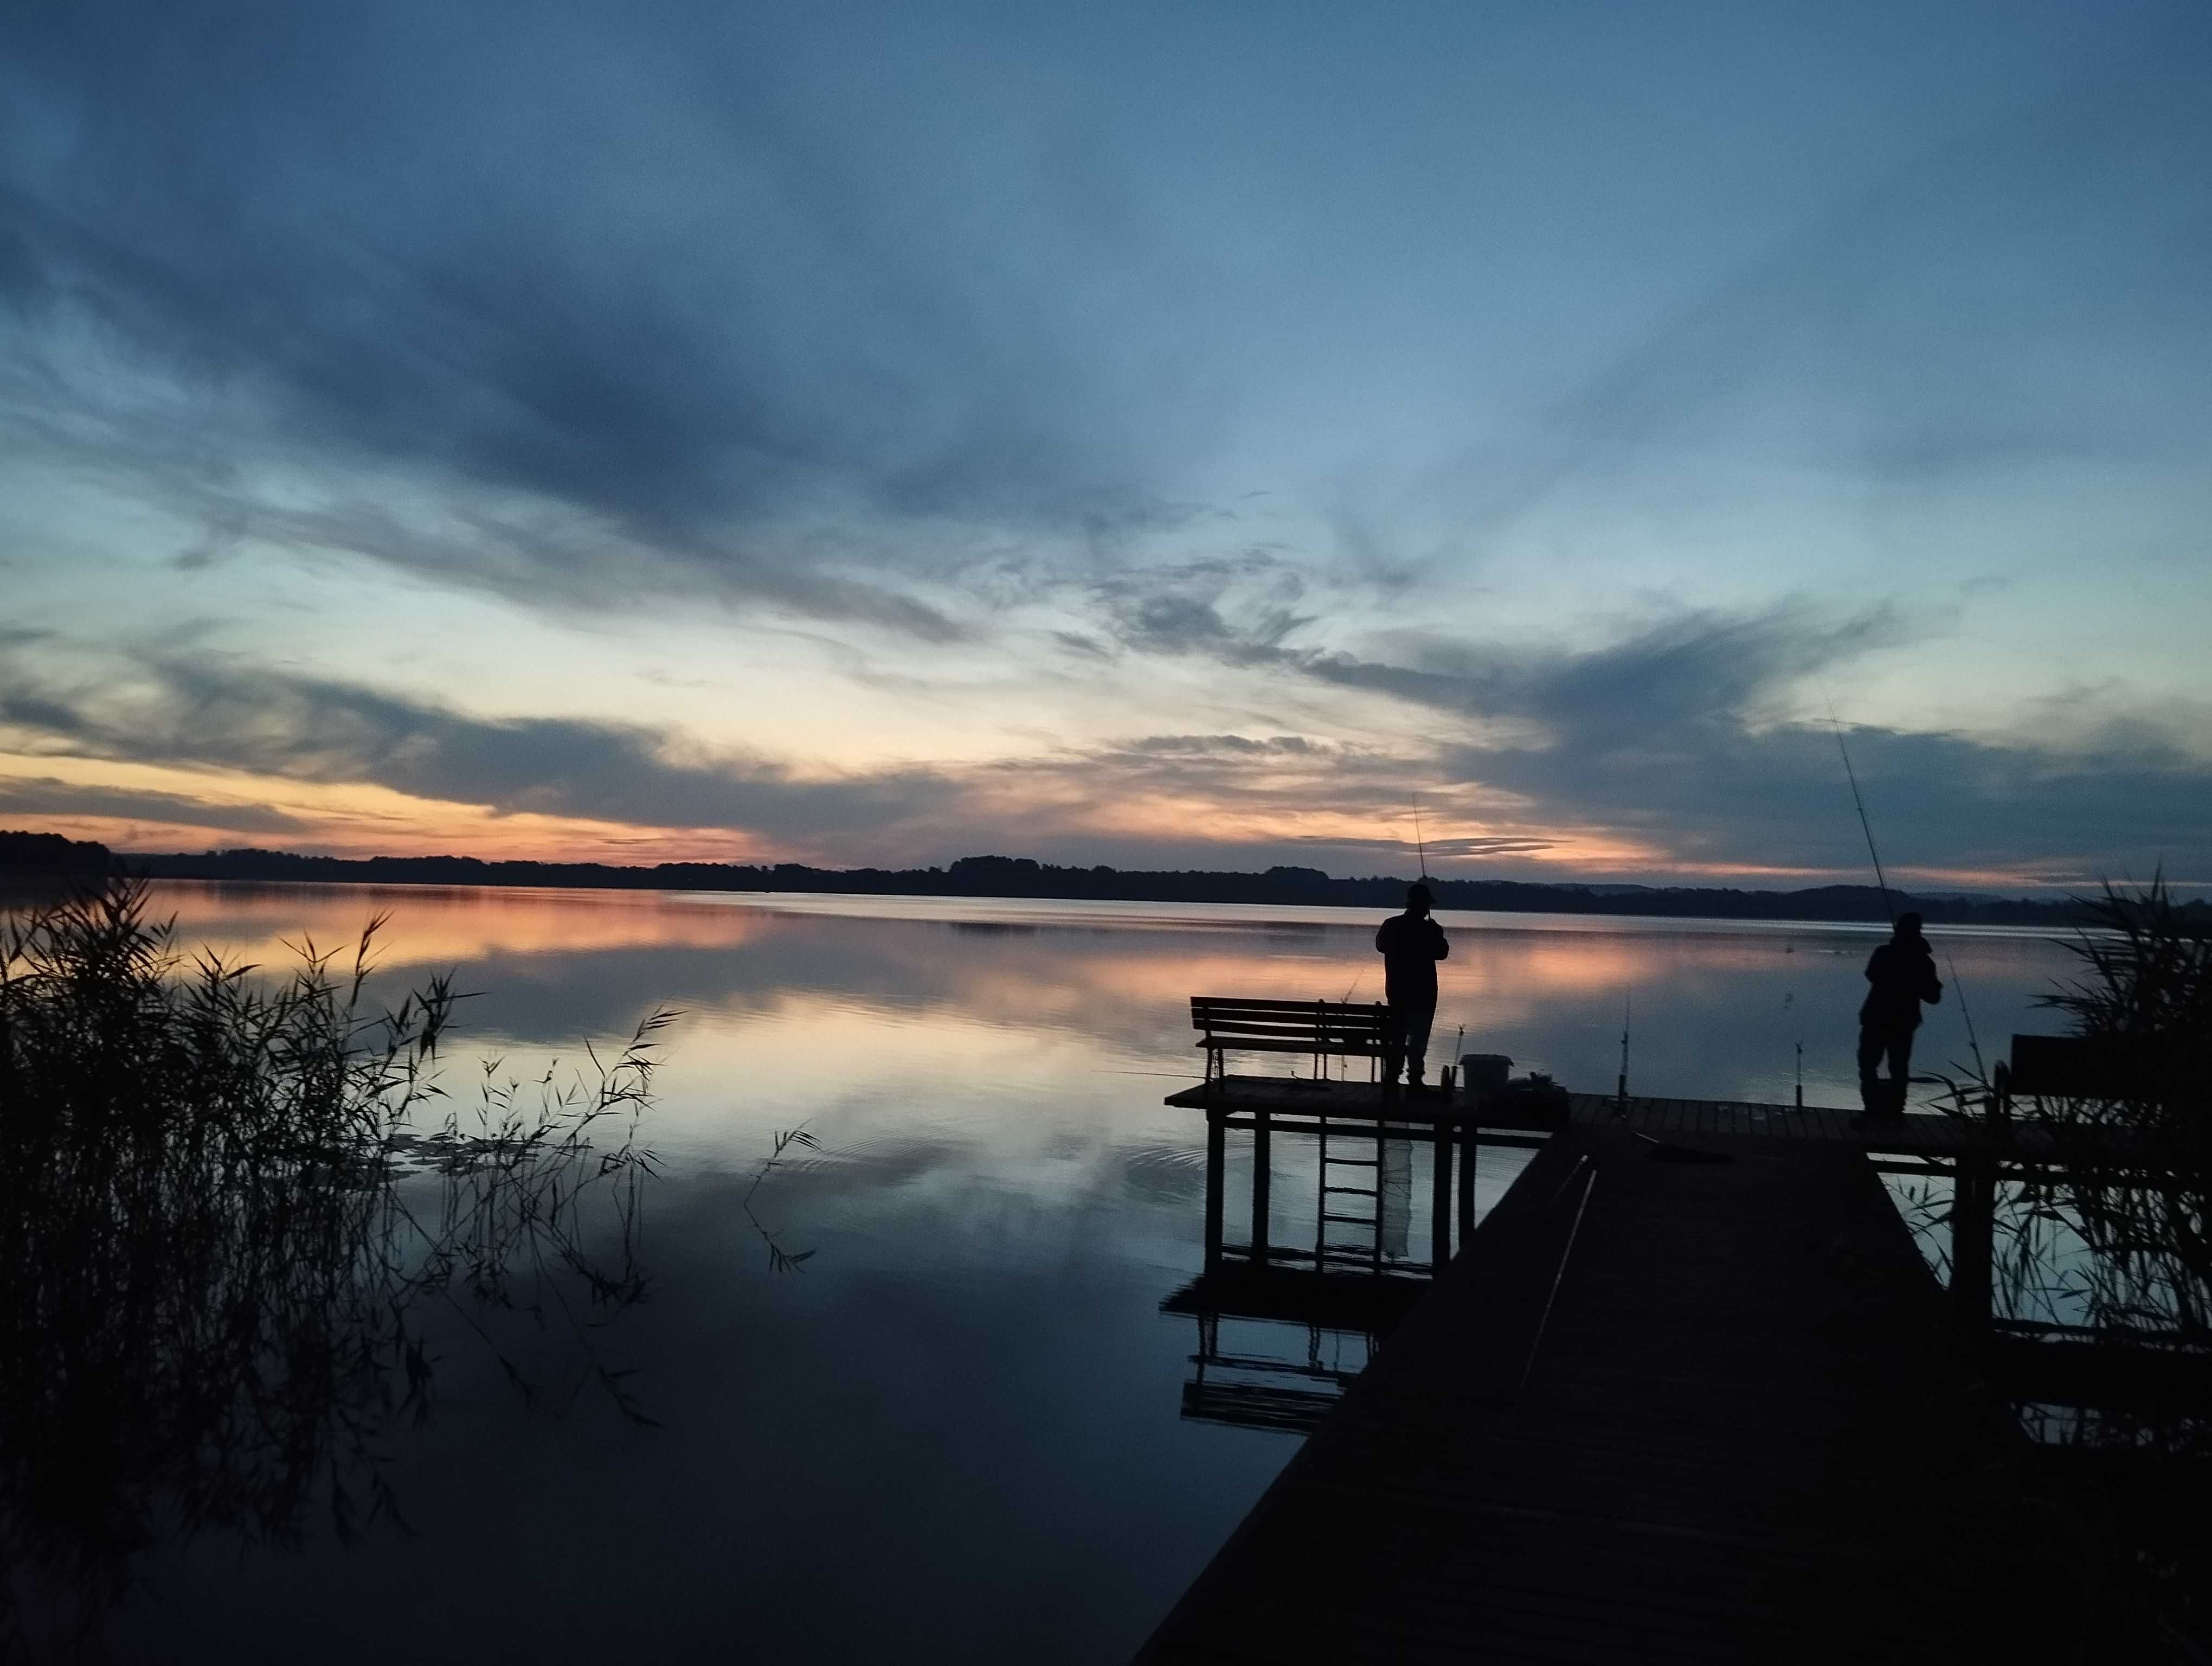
[0,648,964,839]
[1462,714,2212,882]
[0,3,1208,626]
[1105,594,2212,880]
[0,776,311,836]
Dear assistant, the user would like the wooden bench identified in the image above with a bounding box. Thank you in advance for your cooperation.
[1996,1033,2134,1108]
[1191,997,1394,1084]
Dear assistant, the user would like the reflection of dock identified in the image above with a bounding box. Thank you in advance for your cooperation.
[1160,1266,1427,1435]
[1159,1089,1440,1434]
[1142,1074,2117,1662]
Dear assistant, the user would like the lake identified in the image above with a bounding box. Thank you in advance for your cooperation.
[17,882,2079,1662]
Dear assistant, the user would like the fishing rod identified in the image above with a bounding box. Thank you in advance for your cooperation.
[1825,696,1893,923]
[1411,794,1430,882]
[1515,1158,1599,1405]
[1823,695,1988,1081]
[1616,988,1631,1115]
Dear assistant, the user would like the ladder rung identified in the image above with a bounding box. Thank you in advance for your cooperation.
[1322,1156,1379,1167]
[1321,1212,1378,1225]
[1322,1185,1377,1196]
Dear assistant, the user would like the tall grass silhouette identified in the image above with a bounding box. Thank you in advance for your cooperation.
[0,880,668,1656]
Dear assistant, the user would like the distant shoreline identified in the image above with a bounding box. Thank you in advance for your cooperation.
[63,841,2181,928]
[4,830,2182,928]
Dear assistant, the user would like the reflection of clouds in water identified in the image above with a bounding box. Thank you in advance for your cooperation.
[147,881,2078,1117]
[150,880,778,967]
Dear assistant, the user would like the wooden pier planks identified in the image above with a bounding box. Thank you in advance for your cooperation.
[1135,1123,2084,1665]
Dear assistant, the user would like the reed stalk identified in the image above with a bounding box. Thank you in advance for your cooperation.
[0,879,668,1656]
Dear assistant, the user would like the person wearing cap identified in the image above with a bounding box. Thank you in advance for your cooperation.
[1853,911,1943,1125]
[1375,882,1449,1092]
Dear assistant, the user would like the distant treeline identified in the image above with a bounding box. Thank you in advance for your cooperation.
[11,837,2184,927]
[0,830,119,879]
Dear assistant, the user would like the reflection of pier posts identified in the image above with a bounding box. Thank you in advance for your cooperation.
[1380,1136,1411,1260]
[1457,1112,1477,1245]
[1204,1107,1226,1270]
[1951,1154,1995,1335]
[1430,1118,1452,1268]
[1251,1106,1272,1265]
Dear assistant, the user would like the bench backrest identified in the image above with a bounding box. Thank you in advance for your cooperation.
[2002,1033,2133,1100]
[1192,997,1392,1050]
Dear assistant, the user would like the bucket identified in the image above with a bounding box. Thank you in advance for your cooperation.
[1459,1053,1512,1095]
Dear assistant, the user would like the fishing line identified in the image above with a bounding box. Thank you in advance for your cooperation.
[1822,688,1989,1081]
[1945,946,1988,1081]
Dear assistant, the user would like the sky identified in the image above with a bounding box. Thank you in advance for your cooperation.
[2,1,2209,890]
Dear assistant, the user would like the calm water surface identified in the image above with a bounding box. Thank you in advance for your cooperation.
[67,883,2073,1662]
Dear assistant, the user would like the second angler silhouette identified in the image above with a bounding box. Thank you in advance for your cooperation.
[1853,911,1943,1124]
[1375,883,1449,1092]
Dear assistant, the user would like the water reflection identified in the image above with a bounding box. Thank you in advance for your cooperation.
[16,883,2083,1663]
[1161,1118,1445,1436]
[1162,1267,1424,1434]
[148,883,2075,1114]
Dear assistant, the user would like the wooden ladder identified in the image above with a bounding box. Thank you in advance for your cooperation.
[1314,1111,1384,1271]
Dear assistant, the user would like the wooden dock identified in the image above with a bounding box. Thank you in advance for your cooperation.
[1165,1079,2038,1317]
[1166,1075,2112,1162]
[1139,1091,2100,1663]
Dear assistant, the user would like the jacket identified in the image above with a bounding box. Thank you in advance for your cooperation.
[1375,912,1449,1008]
[1859,938,1942,1031]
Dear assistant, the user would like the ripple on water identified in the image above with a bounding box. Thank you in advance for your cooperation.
[1118,1142,1208,1203]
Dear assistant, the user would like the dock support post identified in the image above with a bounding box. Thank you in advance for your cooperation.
[1456,1113,1477,1245]
[1430,1113,1452,1269]
[1204,1106,1225,1271]
[1251,1107,1272,1266]
[1951,1154,1995,1335]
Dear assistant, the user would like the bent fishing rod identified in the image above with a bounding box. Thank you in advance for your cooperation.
[1826,696,1894,922]
[1823,699,1988,1080]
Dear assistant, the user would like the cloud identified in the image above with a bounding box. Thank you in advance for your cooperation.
[0,4,1218,633]
[1411,69,2212,552]
[0,645,966,841]
[1099,594,2212,882]
[1090,555,1316,664]
[0,632,1532,869]
[1304,603,1925,736]
[0,776,312,836]
[4,614,2205,885]
[1125,735,1317,757]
